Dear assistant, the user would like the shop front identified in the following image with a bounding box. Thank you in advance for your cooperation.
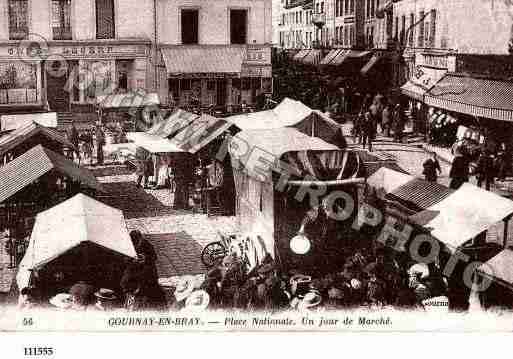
[43,40,152,116]
[400,52,453,135]
[0,46,44,113]
[161,45,272,113]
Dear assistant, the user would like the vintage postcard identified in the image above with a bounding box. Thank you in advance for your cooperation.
[1,0,513,335]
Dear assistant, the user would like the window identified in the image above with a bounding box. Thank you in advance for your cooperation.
[350,0,354,14]
[8,0,28,40]
[180,79,191,91]
[400,15,406,45]
[96,0,115,39]
[344,27,349,46]
[409,13,414,46]
[418,10,425,47]
[394,16,398,41]
[230,9,247,44]
[282,13,285,25]
[320,2,324,13]
[182,9,199,44]
[429,9,437,47]
[52,0,72,40]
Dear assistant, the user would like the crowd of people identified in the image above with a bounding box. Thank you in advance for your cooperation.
[352,93,407,151]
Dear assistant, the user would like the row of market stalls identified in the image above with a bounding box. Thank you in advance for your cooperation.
[120,98,349,214]
[0,113,104,272]
[367,167,513,310]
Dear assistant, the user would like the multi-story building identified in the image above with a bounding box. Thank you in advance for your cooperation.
[395,0,513,142]
[0,0,156,114]
[0,0,272,117]
[155,0,273,111]
[275,0,315,49]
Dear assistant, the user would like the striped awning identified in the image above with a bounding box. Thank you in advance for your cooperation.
[425,74,513,122]
[161,46,245,76]
[98,91,159,109]
[0,145,102,203]
[330,50,351,65]
[361,54,382,75]
[400,81,428,101]
[320,49,343,65]
[293,49,311,61]
[301,49,323,65]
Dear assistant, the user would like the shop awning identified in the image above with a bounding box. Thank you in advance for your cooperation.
[409,183,513,252]
[1,112,57,131]
[320,49,344,65]
[400,81,429,101]
[170,114,233,154]
[161,46,246,76]
[146,109,199,139]
[478,249,513,290]
[424,74,513,122]
[329,50,371,66]
[97,91,160,109]
[361,54,382,75]
[0,145,103,203]
[293,49,311,62]
[301,49,323,65]
[0,121,74,158]
[126,132,184,154]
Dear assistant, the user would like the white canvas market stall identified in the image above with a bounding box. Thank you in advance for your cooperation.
[16,194,137,297]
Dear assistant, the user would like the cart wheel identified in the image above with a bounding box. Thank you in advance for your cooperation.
[201,241,226,268]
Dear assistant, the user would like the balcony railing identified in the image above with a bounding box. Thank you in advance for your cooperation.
[52,26,72,40]
[312,12,326,27]
[9,27,28,40]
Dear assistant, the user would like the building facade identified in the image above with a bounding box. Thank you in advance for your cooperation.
[395,0,513,142]
[0,0,156,115]
[156,0,273,111]
[0,0,272,117]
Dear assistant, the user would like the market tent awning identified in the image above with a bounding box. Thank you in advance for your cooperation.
[229,127,350,182]
[0,145,103,203]
[320,49,345,65]
[126,132,184,154]
[478,249,513,290]
[0,121,74,158]
[16,193,137,289]
[170,113,234,154]
[400,81,429,101]
[161,46,246,76]
[329,50,371,66]
[387,178,455,213]
[1,112,57,131]
[366,167,413,193]
[409,183,513,252]
[424,74,513,122]
[97,91,160,109]
[146,109,199,139]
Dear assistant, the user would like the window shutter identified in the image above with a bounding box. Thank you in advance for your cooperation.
[96,0,115,39]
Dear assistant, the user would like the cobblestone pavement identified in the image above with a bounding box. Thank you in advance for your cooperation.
[91,165,238,279]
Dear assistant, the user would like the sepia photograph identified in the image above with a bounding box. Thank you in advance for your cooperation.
[0,0,513,337]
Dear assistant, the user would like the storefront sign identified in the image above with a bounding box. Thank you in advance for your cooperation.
[1,44,148,61]
[410,65,446,89]
[244,46,271,65]
[418,53,456,72]
[344,16,355,23]
[241,65,272,78]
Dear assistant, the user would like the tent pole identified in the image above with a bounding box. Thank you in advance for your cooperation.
[503,214,512,248]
